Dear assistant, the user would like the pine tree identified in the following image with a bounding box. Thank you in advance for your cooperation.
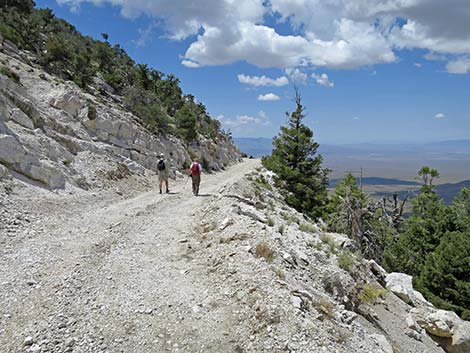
[383,168,454,277]
[326,173,367,238]
[418,231,470,320]
[263,88,329,220]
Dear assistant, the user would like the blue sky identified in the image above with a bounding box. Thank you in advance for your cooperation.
[37,0,470,144]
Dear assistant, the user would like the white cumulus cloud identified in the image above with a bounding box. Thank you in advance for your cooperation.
[312,73,334,87]
[446,58,470,74]
[238,74,288,87]
[258,93,280,101]
[57,0,470,70]
[285,68,307,85]
[435,113,446,119]
[217,111,270,131]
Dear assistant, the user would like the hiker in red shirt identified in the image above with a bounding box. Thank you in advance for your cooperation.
[189,159,202,196]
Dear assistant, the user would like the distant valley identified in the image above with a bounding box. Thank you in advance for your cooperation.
[234,137,470,203]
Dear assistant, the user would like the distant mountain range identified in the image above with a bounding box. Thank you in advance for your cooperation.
[374,180,470,205]
[234,137,470,203]
[234,137,470,157]
[329,177,420,188]
[234,137,470,183]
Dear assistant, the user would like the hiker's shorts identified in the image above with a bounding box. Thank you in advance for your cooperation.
[158,169,169,182]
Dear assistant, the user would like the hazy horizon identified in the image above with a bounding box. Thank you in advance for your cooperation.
[234,136,470,146]
[233,137,470,183]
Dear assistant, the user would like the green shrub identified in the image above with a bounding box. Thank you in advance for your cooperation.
[278,224,285,235]
[320,234,337,253]
[337,251,356,272]
[357,284,387,304]
[87,101,96,120]
[254,175,273,191]
[0,23,25,47]
[268,199,275,210]
[267,217,275,227]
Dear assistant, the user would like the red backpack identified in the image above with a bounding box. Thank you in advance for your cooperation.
[191,162,200,177]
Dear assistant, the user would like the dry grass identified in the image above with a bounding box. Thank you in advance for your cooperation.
[272,266,285,280]
[299,222,317,234]
[320,233,337,254]
[255,242,275,263]
[314,298,335,319]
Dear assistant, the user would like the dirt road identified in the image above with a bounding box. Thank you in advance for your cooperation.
[0,159,260,353]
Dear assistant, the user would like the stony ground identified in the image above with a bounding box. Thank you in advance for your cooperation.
[0,159,459,353]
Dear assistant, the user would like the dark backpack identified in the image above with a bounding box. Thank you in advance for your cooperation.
[157,159,166,171]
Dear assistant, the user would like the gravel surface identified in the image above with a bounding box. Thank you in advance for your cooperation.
[0,159,450,353]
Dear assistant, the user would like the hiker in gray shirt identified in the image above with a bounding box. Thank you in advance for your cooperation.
[157,153,169,194]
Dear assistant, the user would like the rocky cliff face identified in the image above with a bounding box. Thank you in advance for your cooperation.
[0,38,240,189]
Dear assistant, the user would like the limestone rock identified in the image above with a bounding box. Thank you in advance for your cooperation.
[385,272,414,304]
[367,259,388,280]
[328,232,356,250]
[371,333,394,353]
[50,90,85,118]
[9,108,34,129]
[0,163,9,179]
[219,217,234,231]
[413,308,470,353]
[0,134,65,188]
[451,321,470,353]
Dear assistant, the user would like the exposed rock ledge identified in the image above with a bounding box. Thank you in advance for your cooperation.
[0,47,240,189]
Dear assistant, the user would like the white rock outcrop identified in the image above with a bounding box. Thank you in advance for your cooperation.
[385,272,414,304]
[413,308,470,353]
[0,48,240,189]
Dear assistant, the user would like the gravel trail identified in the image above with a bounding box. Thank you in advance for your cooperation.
[0,159,260,353]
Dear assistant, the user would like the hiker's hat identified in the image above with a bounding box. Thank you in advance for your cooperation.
[159,153,164,158]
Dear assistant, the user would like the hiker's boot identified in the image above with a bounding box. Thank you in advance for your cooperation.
[159,189,162,194]
[166,189,169,194]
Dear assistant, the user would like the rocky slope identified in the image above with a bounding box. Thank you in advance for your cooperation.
[0,37,240,190]
[1,158,469,353]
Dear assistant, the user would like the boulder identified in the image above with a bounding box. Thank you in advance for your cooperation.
[451,321,470,353]
[93,76,115,95]
[0,134,65,188]
[0,134,29,165]
[367,259,388,282]
[413,308,470,353]
[27,161,66,189]
[50,90,85,118]
[385,272,414,304]
[9,108,34,129]
[0,37,19,54]
[328,232,356,250]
